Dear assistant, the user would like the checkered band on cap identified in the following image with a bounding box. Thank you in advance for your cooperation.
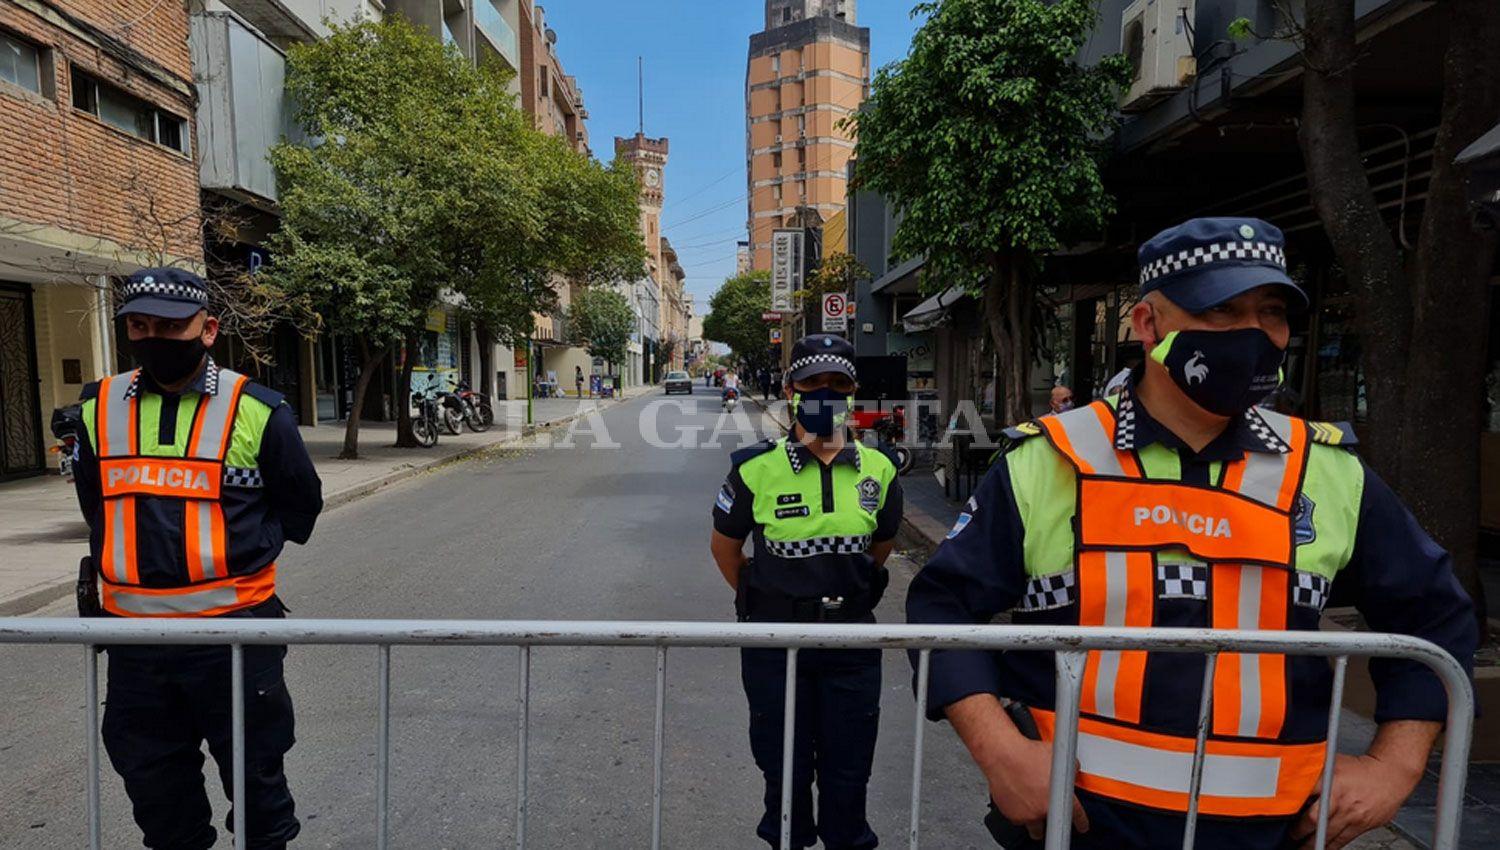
[1139,241,1288,286]
[764,535,872,559]
[788,353,855,377]
[121,276,209,305]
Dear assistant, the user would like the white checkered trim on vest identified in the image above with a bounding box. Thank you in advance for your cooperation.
[223,467,263,488]
[121,277,210,305]
[788,353,855,377]
[1019,572,1076,612]
[1139,241,1287,286]
[1156,563,1208,600]
[764,535,872,558]
[1293,572,1331,611]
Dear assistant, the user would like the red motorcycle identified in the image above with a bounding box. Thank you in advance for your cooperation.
[50,405,83,482]
[851,406,913,474]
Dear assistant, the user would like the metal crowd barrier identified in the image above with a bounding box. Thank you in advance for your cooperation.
[0,619,1474,850]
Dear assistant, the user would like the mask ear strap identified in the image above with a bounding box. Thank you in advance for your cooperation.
[1149,330,1179,367]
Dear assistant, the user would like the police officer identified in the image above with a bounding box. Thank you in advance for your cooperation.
[72,268,323,849]
[711,334,904,850]
[906,218,1476,850]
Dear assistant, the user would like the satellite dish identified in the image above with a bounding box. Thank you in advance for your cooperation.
[545,28,557,44]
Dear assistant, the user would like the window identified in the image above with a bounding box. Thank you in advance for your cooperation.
[70,66,188,153]
[771,56,780,75]
[0,29,42,94]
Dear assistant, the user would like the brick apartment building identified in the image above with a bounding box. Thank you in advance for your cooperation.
[0,0,200,478]
[745,0,868,270]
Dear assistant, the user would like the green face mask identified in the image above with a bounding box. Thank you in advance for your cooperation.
[792,389,852,437]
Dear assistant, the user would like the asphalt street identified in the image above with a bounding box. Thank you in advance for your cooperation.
[0,390,995,849]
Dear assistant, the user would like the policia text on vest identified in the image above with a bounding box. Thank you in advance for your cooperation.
[72,360,323,848]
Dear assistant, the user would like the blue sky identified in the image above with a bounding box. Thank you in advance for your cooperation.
[538,2,925,315]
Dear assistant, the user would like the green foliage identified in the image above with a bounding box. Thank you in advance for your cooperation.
[703,271,775,371]
[1227,17,1255,40]
[567,286,636,367]
[845,0,1132,290]
[266,17,645,349]
[801,252,871,304]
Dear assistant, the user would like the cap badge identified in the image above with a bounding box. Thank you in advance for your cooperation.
[1238,225,1255,239]
[142,275,155,284]
[823,339,833,347]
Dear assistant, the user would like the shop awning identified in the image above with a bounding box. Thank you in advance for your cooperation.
[900,286,968,332]
[870,256,925,295]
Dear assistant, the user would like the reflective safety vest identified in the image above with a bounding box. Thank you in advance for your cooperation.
[1027,400,1341,818]
[89,368,277,617]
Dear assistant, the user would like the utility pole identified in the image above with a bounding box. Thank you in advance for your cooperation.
[638,57,644,135]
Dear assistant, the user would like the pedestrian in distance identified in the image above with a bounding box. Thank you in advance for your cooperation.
[1048,385,1074,415]
[72,268,324,849]
[710,333,904,850]
[575,364,585,399]
[906,217,1476,850]
[760,368,774,401]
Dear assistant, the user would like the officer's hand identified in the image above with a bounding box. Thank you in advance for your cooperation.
[1290,753,1421,850]
[981,737,1089,840]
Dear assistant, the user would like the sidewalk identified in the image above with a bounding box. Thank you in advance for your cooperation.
[0,387,648,616]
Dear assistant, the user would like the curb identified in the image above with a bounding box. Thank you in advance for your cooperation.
[0,393,641,617]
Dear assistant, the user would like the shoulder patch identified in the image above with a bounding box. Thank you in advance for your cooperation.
[729,437,779,469]
[79,381,101,402]
[240,381,285,409]
[1001,420,1044,442]
[1308,421,1357,447]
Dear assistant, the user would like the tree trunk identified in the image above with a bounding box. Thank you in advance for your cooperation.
[476,321,495,399]
[1299,0,1412,479]
[1395,0,1500,638]
[394,329,420,448]
[984,250,1035,424]
[341,338,386,461]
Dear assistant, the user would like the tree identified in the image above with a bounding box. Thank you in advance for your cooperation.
[568,287,636,375]
[1240,0,1500,633]
[267,18,643,457]
[703,270,777,373]
[800,252,870,330]
[846,0,1130,423]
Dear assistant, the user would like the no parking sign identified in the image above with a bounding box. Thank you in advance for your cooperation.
[822,293,848,333]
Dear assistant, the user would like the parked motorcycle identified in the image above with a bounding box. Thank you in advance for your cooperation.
[50,404,83,482]
[449,379,493,433]
[410,391,440,448]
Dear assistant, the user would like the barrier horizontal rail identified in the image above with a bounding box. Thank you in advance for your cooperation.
[0,619,1473,850]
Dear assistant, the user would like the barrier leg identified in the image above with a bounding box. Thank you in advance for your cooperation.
[1044,651,1087,850]
[652,646,667,850]
[779,647,799,850]
[1314,656,1348,850]
[516,645,531,850]
[909,649,931,850]
[1182,653,1218,850]
[231,644,246,850]
[84,645,101,850]
[377,645,391,850]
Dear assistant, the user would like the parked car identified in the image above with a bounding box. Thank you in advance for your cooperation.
[663,370,693,395]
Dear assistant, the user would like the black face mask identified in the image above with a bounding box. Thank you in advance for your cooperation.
[1151,328,1284,416]
[792,387,852,437]
[131,336,207,387]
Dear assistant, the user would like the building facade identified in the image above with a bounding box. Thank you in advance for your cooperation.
[745,0,868,270]
[1,0,202,477]
[616,132,670,384]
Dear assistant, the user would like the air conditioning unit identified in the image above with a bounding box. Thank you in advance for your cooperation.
[775,134,783,144]
[1119,0,1197,112]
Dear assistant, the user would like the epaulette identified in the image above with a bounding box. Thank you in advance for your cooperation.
[1001,420,1045,443]
[730,437,780,468]
[79,381,101,402]
[1307,420,1358,447]
[240,381,286,409]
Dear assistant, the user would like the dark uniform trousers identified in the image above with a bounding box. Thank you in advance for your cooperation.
[741,644,881,850]
[102,604,298,850]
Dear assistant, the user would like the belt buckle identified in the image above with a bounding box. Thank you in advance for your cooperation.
[819,596,845,621]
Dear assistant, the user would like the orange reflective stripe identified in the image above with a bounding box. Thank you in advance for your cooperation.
[1213,565,1290,739]
[1077,478,1293,565]
[99,458,223,500]
[1039,402,1140,478]
[1090,403,1142,477]
[1032,709,1325,817]
[1039,414,1094,474]
[96,375,112,457]
[101,564,277,618]
[184,500,229,583]
[1077,551,1153,723]
[101,495,140,585]
[188,372,248,460]
[1274,422,1308,512]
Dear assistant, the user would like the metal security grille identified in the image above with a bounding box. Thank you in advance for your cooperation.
[0,619,1474,850]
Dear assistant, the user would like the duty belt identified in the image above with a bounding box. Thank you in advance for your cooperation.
[739,588,879,623]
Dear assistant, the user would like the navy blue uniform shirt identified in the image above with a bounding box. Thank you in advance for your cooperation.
[906,384,1477,848]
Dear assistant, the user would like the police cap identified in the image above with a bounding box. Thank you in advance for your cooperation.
[787,334,856,384]
[116,268,211,320]
[1138,217,1308,313]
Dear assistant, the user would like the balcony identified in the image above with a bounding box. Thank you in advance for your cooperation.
[191,12,305,206]
[474,0,520,71]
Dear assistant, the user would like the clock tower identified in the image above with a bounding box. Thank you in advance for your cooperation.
[615,132,670,250]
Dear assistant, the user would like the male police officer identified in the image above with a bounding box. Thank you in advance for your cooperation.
[907,218,1476,850]
[711,334,904,850]
[73,268,323,849]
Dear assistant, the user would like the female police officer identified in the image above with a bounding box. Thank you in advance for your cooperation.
[710,334,903,850]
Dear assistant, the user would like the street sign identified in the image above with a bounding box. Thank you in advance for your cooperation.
[770,229,800,312]
[822,293,848,333]
[770,328,783,344]
[845,300,857,317]
[761,311,782,322]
